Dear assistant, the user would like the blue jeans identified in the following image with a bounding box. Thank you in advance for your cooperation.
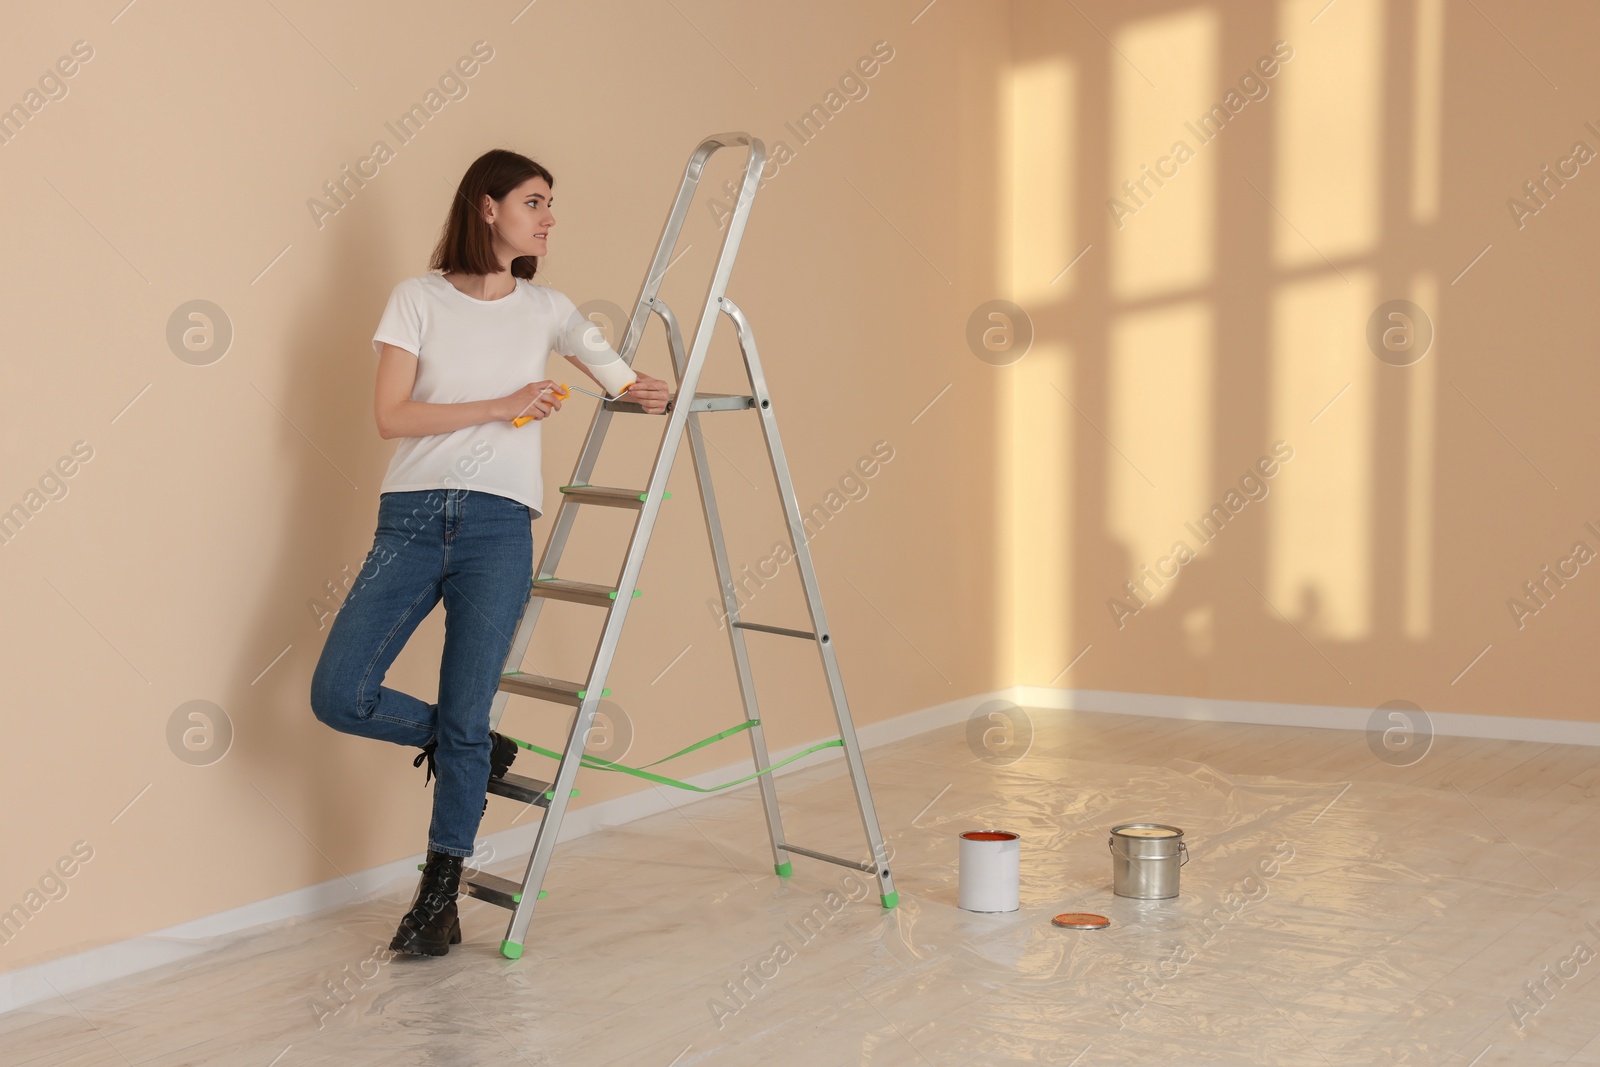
[310,489,535,857]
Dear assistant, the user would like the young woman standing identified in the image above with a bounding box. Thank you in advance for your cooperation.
[310,148,669,956]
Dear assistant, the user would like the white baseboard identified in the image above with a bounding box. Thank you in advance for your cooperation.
[1008,686,1600,747]
[4,685,1593,1015]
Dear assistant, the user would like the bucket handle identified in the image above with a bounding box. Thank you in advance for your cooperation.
[1107,838,1190,866]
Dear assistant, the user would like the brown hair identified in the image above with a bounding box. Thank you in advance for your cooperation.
[430,149,555,279]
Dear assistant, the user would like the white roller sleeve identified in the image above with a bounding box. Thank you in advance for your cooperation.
[563,319,637,398]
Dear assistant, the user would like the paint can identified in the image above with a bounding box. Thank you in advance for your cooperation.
[1108,823,1188,899]
[958,830,1020,912]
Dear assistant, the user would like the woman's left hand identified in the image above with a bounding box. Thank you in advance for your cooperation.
[626,372,672,415]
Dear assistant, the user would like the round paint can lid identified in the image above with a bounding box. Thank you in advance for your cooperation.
[1111,824,1182,838]
[1052,912,1111,930]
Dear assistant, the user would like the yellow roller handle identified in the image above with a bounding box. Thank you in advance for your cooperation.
[512,383,571,428]
[512,379,636,427]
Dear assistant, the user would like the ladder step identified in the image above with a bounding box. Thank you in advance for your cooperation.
[412,864,548,909]
[778,842,877,874]
[732,620,816,641]
[463,867,525,908]
[531,577,644,607]
[499,671,611,705]
[609,392,756,415]
[685,393,758,412]
[558,484,672,510]
[487,769,579,806]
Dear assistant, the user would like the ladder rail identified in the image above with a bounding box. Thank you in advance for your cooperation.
[718,296,898,893]
[499,136,768,950]
[614,132,763,367]
[490,133,757,731]
[651,297,792,878]
[486,402,619,732]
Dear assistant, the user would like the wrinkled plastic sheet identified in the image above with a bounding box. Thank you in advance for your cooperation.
[6,726,1600,1066]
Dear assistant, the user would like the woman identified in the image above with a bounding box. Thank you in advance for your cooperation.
[310,148,669,956]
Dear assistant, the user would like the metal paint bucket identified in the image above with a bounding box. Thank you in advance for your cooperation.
[1108,823,1188,899]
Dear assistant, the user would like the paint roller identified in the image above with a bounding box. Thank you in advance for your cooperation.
[513,318,637,427]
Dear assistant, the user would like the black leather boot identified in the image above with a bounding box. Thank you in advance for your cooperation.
[490,730,518,779]
[389,849,464,957]
[412,731,518,785]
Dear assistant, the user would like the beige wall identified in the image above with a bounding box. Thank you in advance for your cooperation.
[0,1,1007,971]
[4,0,1598,976]
[1004,0,1600,723]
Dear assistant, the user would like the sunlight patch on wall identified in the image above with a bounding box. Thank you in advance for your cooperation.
[1110,7,1218,301]
[1006,343,1074,683]
[1007,59,1076,303]
[1269,269,1376,641]
[1108,300,1213,609]
[1411,0,1444,224]
[1405,271,1437,639]
[1274,0,1383,265]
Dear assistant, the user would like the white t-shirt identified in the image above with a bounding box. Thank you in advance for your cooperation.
[370,271,586,519]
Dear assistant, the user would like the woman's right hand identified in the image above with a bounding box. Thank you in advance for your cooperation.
[502,380,564,423]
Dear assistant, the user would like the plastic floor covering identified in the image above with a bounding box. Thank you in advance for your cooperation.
[5,709,1600,1066]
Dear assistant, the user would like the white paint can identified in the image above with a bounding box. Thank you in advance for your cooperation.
[958,830,1020,912]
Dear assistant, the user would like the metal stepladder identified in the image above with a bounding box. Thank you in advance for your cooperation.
[471,132,899,960]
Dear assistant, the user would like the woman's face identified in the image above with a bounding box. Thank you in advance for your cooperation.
[489,176,554,260]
